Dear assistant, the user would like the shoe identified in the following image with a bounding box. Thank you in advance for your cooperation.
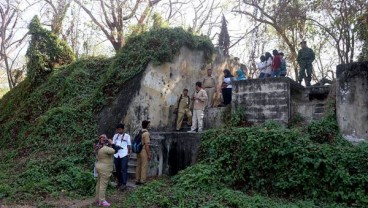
[99,200,111,207]
[95,199,100,204]
[119,184,127,191]
[198,129,203,132]
[135,181,143,185]
[187,130,196,133]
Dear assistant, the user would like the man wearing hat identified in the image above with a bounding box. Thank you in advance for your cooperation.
[297,41,315,86]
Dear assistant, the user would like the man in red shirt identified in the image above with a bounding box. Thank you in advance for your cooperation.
[271,49,281,77]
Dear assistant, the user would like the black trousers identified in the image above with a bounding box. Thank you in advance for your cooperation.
[222,88,232,105]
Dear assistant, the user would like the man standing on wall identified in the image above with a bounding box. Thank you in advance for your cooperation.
[202,68,216,108]
[136,120,151,185]
[187,82,208,133]
[112,124,131,191]
[175,89,192,131]
[297,41,315,86]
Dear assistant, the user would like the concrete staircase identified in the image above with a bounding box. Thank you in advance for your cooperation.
[128,153,137,178]
[313,103,326,120]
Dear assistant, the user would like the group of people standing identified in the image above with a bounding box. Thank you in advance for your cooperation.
[256,49,287,78]
[93,120,151,207]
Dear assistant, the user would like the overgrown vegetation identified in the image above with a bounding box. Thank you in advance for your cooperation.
[122,112,368,207]
[26,16,75,84]
[0,26,214,203]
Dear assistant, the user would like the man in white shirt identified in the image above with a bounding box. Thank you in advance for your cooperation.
[112,124,131,191]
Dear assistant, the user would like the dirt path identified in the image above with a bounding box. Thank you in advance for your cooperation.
[0,182,137,208]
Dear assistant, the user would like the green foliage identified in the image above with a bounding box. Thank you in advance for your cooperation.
[0,28,214,203]
[198,124,368,206]
[26,16,75,84]
[221,106,246,127]
[0,88,8,98]
[357,9,368,61]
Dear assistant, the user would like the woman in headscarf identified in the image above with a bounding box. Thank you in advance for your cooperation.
[221,69,234,106]
[95,134,118,207]
[236,64,247,81]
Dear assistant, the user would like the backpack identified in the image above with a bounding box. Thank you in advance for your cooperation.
[132,130,144,153]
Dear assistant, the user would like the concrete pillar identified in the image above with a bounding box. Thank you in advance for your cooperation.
[336,62,368,142]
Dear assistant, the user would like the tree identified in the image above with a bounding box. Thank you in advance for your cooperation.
[233,0,309,80]
[74,0,161,51]
[26,16,75,84]
[157,0,223,39]
[307,0,368,64]
[43,0,72,36]
[0,0,27,89]
[218,15,230,56]
[357,8,368,61]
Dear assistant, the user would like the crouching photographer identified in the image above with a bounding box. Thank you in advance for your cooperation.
[94,134,120,207]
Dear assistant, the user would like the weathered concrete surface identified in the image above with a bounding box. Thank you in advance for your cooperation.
[148,132,201,176]
[204,107,226,129]
[336,62,368,142]
[233,77,299,124]
[120,47,240,132]
[292,85,331,123]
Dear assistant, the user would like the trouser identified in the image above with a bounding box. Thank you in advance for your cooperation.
[176,109,192,130]
[204,87,215,107]
[136,149,148,183]
[271,68,280,77]
[95,165,112,201]
[114,156,128,186]
[298,63,313,86]
[222,88,232,105]
[259,72,266,79]
[191,109,204,131]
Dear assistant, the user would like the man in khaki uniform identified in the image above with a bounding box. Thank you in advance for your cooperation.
[135,120,151,185]
[187,82,208,133]
[202,68,216,108]
[175,89,192,131]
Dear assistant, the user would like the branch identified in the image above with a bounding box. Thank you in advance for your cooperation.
[122,0,141,20]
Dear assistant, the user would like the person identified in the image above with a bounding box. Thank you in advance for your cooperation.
[112,124,131,191]
[271,49,281,77]
[297,41,315,86]
[221,69,233,105]
[95,134,118,207]
[136,120,151,185]
[187,82,208,133]
[279,52,287,77]
[175,89,192,131]
[236,64,247,81]
[202,68,216,108]
[265,52,273,77]
[257,55,267,78]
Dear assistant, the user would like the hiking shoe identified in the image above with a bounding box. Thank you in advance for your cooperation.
[99,200,111,207]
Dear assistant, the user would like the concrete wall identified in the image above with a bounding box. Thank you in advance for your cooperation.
[291,85,331,124]
[148,132,201,176]
[336,62,368,142]
[232,77,294,125]
[118,47,238,133]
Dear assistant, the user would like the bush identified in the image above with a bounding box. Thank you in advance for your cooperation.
[199,124,368,206]
[0,28,214,202]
